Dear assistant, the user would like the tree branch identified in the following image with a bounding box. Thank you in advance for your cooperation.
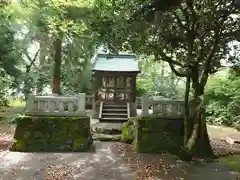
[157,50,185,68]
[199,23,222,86]
[223,30,240,42]
[179,6,190,27]
[168,62,188,77]
[155,51,189,77]
[173,11,188,31]
[24,52,32,62]
[25,49,40,73]
[196,37,205,63]
[186,0,197,25]
[29,49,40,68]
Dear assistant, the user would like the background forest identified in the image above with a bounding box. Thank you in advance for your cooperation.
[0,0,239,131]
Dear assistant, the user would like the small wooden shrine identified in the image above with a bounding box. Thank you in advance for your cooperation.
[91,53,140,121]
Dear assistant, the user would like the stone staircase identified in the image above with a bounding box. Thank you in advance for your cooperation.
[91,102,130,141]
[100,102,129,122]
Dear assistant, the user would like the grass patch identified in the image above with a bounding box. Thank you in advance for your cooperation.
[9,100,26,108]
[0,100,26,117]
[219,155,240,172]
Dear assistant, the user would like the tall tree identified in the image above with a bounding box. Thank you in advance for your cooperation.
[0,2,21,78]
[19,0,97,95]
[91,0,240,158]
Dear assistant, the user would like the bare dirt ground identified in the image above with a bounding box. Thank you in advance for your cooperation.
[0,141,136,180]
[208,125,240,144]
[0,107,239,179]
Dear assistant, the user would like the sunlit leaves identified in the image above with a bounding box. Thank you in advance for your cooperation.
[205,70,240,128]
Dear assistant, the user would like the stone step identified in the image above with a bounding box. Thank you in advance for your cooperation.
[91,122,123,135]
[104,104,127,107]
[100,117,128,123]
[103,109,127,112]
[103,106,127,110]
[92,133,121,141]
[101,117,128,120]
[102,113,127,116]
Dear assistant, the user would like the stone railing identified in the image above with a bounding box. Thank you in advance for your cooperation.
[25,94,86,116]
[141,96,194,118]
[85,95,142,109]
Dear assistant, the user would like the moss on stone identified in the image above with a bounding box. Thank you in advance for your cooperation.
[121,117,140,143]
[136,117,185,154]
[10,116,93,152]
[121,116,186,155]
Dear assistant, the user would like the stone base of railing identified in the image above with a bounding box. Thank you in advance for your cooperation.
[91,113,99,119]
[25,111,86,117]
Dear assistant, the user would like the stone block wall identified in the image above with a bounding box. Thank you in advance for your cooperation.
[11,116,93,152]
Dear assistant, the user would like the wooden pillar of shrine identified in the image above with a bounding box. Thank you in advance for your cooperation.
[129,75,137,117]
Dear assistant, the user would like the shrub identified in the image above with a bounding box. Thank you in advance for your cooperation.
[205,74,240,129]
[6,114,23,124]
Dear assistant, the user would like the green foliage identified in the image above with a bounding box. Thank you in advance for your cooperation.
[0,73,10,107]
[0,5,22,78]
[219,155,240,172]
[136,56,185,98]
[11,116,93,152]
[0,0,100,97]
[6,114,23,124]
[0,3,23,102]
[205,71,240,130]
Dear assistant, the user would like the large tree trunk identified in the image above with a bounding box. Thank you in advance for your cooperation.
[52,36,62,95]
[183,76,190,145]
[37,34,48,94]
[184,82,213,159]
[23,65,31,100]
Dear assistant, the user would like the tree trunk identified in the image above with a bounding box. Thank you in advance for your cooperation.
[161,60,164,85]
[37,35,48,94]
[184,83,213,158]
[23,65,31,100]
[184,76,190,145]
[52,36,62,95]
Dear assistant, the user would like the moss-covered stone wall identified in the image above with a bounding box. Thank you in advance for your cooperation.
[10,116,93,152]
[121,116,191,155]
[135,116,185,154]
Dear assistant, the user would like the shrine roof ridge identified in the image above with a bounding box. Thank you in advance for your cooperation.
[92,53,140,73]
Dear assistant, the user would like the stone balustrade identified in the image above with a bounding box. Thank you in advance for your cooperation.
[141,96,194,118]
[25,94,86,116]
[25,94,191,119]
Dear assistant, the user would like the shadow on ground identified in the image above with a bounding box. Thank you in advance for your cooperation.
[0,142,136,180]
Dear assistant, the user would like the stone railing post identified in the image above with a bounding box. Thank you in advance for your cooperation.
[77,93,86,115]
[26,94,34,112]
[141,95,149,116]
[91,94,98,119]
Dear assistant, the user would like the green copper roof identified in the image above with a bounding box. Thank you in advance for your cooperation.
[92,53,140,72]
